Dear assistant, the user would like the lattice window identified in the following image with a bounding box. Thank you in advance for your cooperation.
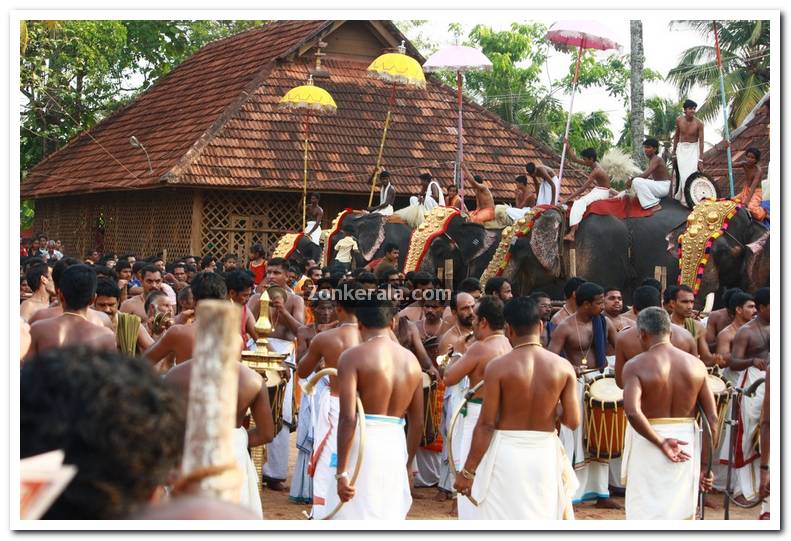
[201,190,302,264]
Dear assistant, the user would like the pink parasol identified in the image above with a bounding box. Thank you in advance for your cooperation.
[423,46,492,212]
[546,20,621,185]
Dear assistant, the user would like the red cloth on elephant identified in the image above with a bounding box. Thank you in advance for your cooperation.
[582,196,658,221]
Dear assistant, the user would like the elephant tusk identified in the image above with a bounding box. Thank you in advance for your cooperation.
[301,367,367,520]
[447,379,485,507]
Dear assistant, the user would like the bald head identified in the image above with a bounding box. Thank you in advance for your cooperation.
[452,291,476,328]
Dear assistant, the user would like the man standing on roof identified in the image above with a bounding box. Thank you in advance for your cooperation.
[368,167,395,216]
[672,99,705,205]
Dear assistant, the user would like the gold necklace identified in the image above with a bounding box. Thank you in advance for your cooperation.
[366,333,389,342]
[512,341,542,350]
[573,314,591,366]
[648,340,671,351]
[482,332,505,343]
[62,311,88,321]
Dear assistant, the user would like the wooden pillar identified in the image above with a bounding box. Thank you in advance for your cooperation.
[444,259,454,291]
[568,248,577,277]
[654,266,667,292]
[190,190,204,256]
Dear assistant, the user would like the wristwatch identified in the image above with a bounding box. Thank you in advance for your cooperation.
[335,471,349,480]
[461,468,476,480]
[760,465,769,471]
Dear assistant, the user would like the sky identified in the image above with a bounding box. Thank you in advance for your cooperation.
[401,16,727,150]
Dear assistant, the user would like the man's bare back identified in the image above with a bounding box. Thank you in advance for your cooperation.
[444,335,511,399]
[27,313,116,358]
[614,323,697,388]
[705,308,733,351]
[29,304,113,330]
[144,322,196,366]
[297,323,361,394]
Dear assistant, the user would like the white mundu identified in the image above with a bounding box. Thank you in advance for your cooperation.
[375,183,394,215]
[674,142,699,202]
[232,427,263,518]
[304,222,322,244]
[332,415,412,520]
[310,378,341,519]
[568,187,611,227]
[621,418,701,520]
[424,180,445,211]
[471,430,578,519]
[457,400,482,519]
[537,175,560,206]
[631,178,671,209]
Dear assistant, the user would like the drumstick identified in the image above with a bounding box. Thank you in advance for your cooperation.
[177,300,243,502]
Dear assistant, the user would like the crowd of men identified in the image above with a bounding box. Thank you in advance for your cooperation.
[19,234,771,520]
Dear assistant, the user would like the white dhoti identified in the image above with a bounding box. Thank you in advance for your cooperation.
[233,427,264,518]
[718,366,765,501]
[289,377,313,504]
[304,222,322,245]
[621,418,701,520]
[675,142,700,202]
[559,373,610,504]
[472,430,578,520]
[438,380,467,494]
[333,415,412,520]
[310,386,340,519]
[568,187,611,227]
[263,339,295,484]
[374,205,393,216]
[413,448,441,487]
[537,176,560,206]
[505,206,530,222]
[632,178,671,209]
[458,401,482,519]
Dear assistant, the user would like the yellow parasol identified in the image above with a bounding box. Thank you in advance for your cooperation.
[279,75,337,229]
[366,41,426,206]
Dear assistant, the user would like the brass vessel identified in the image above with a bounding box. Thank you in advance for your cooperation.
[241,288,288,373]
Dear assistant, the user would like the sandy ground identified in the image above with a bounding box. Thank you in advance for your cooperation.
[258,433,759,521]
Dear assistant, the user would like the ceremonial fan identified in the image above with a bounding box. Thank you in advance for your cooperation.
[545,20,621,185]
[366,41,426,206]
[423,44,492,211]
[279,75,337,230]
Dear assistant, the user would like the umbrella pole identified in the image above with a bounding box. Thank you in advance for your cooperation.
[456,71,466,212]
[302,113,310,230]
[558,42,584,185]
[713,21,735,198]
[369,82,398,207]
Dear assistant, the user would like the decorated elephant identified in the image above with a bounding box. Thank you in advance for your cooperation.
[271,232,323,271]
[479,206,568,298]
[321,209,412,270]
[677,200,770,309]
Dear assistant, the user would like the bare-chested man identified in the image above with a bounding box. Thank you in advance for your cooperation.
[529,291,554,347]
[120,265,164,320]
[454,296,580,519]
[736,147,768,221]
[398,271,434,322]
[93,277,154,354]
[561,144,614,236]
[621,307,717,519]
[626,138,672,210]
[28,257,114,330]
[20,263,55,322]
[666,284,724,368]
[526,161,560,206]
[549,282,619,509]
[705,287,742,352]
[672,99,705,202]
[26,265,116,358]
[726,287,769,505]
[462,165,495,225]
[305,193,325,245]
[715,292,756,367]
[604,286,631,334]
[225,269,258,348]
[550,277,586,330]
[247,257,305,341]
[614,285,697,388]
[164,329,274,518]
[443,295,511,519]
[143,271,227,367]
[483,277,513,302]
[438,292,476,357]
[439,278,481,335]
[514,175,534,209]
[297,289,360,518]
[333,297,423,519]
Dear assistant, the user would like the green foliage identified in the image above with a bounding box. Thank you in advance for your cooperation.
[21,200,35,231]
[667,20,770,128]
[19,19,265,227]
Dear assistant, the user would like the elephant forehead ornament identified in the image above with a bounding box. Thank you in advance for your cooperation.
[272,232,305,260]
[677,199,742,295]
[480,207,548,288]
[403,207,461,273]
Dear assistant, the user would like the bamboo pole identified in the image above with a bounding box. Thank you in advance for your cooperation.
[568,248,577,277]
[712,21,736,198]
[302,113,310,230]
[178,300,243,502]
[368,82,398,207]
[558,42,585,185]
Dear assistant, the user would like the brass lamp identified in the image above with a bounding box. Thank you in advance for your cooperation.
[241,288,288,372]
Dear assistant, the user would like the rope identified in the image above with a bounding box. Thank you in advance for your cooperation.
[446,379,485,507]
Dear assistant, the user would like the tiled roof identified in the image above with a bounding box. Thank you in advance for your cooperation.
[22,20,586,201]
[702,96,770,195]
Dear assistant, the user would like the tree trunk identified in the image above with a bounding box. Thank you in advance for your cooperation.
[630,20,646,167]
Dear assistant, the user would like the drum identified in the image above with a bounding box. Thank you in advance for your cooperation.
[584,375,627,460]
[699,373,731,448]
[420,372,441,448]
[248,367,287,491]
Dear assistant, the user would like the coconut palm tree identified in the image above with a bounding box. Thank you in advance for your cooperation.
[667,20,769,129]
[629,20,646,167]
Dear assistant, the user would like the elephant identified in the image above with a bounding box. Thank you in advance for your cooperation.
[287,235,323,270]
[325,212,412,270]
[498,206,569,298]
[573,197,692,305]
[690,207,770,309]
[415,215,501,291]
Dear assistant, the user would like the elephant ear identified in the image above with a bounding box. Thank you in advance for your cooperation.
[352,214,386,260]
[529,213,562,274]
